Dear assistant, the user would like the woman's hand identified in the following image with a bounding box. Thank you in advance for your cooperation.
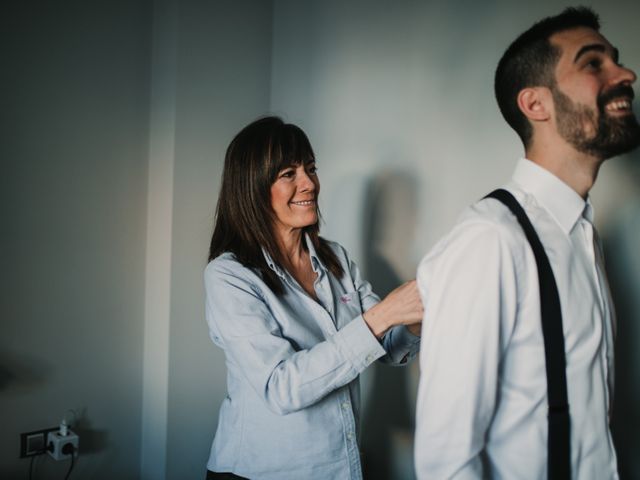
[406,322,422,337]
[363,280,424,338]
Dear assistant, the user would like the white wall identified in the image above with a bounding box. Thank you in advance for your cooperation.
[270,1,640,478]
[272,0,640,256]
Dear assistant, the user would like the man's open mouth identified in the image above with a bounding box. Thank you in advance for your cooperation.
[605,98,633,113]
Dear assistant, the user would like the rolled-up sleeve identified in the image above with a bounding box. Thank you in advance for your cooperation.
[381,325,421,364]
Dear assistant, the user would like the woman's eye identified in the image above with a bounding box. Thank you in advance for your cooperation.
[308,165,318,175]
[280,170,294,179]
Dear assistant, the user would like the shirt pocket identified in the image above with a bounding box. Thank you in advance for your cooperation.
[334,290,364,329]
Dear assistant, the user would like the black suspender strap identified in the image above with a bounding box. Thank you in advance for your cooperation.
[485,189,571,480]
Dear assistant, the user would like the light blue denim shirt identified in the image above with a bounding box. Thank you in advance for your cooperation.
[204,235,420,479]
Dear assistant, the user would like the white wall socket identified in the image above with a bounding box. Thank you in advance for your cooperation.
[47,430,79,461]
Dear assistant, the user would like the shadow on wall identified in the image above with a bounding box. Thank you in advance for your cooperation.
[0,352,110,455]
[603,149,640,480]
[0,356,109,477]
[359,170,419,480]
[72,408,110,456]
[0,351,52,393]
[0,351,51,479]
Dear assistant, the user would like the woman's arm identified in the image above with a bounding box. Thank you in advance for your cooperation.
[345,250,422,365]
[205,259,387,415]
[363,281,423,337]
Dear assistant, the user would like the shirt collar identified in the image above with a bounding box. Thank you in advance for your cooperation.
[304,233,327,274]
[582,199,595,224]
[512,158,590,234]
[261,233,327,278]
[262,248,286,279]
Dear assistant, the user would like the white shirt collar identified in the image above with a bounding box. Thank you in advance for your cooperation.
[512,158,592,234]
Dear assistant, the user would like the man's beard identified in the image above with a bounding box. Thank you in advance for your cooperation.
[552,84,640,159]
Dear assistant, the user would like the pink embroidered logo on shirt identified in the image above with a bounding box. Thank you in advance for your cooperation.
[340,295,352,304]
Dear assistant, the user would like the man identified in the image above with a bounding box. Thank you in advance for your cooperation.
[414,7,639,479]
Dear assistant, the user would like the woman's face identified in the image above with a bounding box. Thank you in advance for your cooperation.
[270,162,320,237]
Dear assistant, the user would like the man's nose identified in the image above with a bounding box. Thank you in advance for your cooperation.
[610,63,637,87]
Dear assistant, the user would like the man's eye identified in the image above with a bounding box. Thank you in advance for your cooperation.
[586,59,602,69]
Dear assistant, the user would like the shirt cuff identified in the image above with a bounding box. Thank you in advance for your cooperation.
[331,315,387,373]
[383,326,421,364]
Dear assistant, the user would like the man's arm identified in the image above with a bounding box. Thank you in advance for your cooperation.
[414,220,518,479]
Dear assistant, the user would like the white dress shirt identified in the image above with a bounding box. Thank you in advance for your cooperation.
[415,158,618,479]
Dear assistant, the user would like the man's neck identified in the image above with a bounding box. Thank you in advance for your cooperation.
[525,142,603,199]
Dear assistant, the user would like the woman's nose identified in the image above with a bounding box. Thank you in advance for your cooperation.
[297,170,316,192]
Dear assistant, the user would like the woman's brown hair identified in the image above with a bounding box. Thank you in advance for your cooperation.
[208,116,344,294]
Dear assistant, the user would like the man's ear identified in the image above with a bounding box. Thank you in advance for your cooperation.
[517,87,551,122]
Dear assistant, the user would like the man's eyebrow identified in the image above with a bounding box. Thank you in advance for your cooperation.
[574,43,619,63]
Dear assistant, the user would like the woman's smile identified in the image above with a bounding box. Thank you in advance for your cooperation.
[290,199,316,207]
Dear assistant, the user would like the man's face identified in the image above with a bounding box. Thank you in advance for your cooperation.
[550,27,640,159]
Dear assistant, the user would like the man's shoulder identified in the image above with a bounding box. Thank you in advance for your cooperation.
[419,188,530,271]
[456,189,529,245]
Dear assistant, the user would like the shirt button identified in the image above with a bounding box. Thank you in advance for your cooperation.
[347,432,354,440]
[366,355,374,363]
[342,402,350,410]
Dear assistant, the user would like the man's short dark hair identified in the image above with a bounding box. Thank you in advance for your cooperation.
[494,7,600,147]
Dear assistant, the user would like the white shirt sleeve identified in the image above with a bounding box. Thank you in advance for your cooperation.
[414,219,519,479]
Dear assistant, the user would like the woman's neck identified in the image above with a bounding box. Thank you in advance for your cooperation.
[274,227,318,300]
[275,228,306,267]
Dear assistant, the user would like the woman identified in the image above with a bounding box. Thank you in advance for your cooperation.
[205,116,422,479]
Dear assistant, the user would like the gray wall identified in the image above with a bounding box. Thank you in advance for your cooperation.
[2,1,639,479]
[1,1,152,478]
[165,1,273,478]
[1,0,272,479]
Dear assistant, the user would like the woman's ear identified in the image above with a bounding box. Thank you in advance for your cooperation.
[517,87,552,123]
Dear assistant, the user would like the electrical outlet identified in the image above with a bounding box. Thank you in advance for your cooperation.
[47,430,79,461]
[20,427,59,458]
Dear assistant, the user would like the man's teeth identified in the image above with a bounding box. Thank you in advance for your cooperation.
[606,99,631,111]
